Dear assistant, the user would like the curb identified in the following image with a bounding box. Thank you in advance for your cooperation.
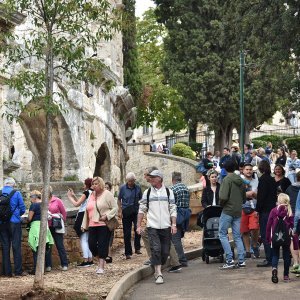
[106,247,203,300]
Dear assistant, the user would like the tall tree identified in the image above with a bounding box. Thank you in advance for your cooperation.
[122,0,142,103]
[1,0,119,289]
[154,0,295,150]
[136,8,186,133]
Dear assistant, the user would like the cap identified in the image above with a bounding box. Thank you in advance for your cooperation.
[149,170,163,178]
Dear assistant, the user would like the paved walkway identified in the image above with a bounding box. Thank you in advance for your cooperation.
[124,257,300,300]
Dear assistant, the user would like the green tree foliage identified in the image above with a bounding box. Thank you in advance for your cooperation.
[171,142,195,160]
[122,0,142,102]
[154,0,295,150]
[136,8,186,132]
[0,0,119,289]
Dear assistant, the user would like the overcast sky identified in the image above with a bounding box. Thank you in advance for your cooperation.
[135,0,155,17]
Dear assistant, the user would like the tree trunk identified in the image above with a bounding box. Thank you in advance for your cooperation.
[214,128,227,152]
[214,124,234,152]
[34,36,54,289]
[33,115,52,289]
[244,122,251,145]
[189,121,197,142]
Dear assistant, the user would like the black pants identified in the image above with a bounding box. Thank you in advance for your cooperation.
[122,212,141,256]
[148,227,171,265]
[88,226,111,259]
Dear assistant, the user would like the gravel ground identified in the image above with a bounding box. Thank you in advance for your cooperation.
[0,230,202,300]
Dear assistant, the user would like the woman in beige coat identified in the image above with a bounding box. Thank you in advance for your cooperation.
[82,177,117,274]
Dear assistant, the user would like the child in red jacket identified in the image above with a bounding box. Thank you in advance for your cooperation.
[266,193,294,283]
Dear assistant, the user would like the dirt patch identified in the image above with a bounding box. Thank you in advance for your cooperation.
[0,230,202,300]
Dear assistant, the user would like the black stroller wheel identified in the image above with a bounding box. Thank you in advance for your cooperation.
[202,251,205,262]
[205,255,209,264]
[219,254,224,263]
[231,248,235,259]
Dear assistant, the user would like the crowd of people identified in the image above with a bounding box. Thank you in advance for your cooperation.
[0,169,191,285]
[199,142,300,283]
[1,140,300,286]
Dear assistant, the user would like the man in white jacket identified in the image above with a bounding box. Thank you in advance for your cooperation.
[137,170,177,284]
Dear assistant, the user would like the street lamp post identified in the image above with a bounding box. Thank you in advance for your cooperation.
[240,51,245,161]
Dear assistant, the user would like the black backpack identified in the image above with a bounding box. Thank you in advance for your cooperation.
[0,189,17,223]
[272,216,290,247]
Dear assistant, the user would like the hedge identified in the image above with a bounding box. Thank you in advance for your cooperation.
[252,135,286,150]
[181,141,202,158]
[171,143,196,160]
[252,139,268,149]
[285,137,300,154]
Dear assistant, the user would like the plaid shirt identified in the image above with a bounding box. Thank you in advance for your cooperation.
[170,182,190,208]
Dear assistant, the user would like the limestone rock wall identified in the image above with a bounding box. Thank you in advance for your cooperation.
[1,0,132,186]
[126,143,198,187]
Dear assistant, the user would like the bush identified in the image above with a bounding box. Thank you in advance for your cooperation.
[252,139,267,149]
[252,135,283,149]
[181,141,202,159]
[286,137,300,154]
[171,143,196,160]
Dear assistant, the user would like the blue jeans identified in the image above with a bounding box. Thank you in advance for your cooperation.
[45,228,68,267]
[10,223,23,275]
[259,212,272,264]
[219,212,245,263]
[272,245,291,276]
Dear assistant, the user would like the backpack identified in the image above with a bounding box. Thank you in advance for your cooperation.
[0,189,17,223]
[146,187,170,209]
[272,216,290,247]
[196,161,207,174]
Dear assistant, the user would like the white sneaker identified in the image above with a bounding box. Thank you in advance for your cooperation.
[155,275,164,284]
[96,268,104,274]
[61,266,68,271]
[45,267,51,272]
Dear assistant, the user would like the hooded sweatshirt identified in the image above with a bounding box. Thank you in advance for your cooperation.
[219,173,246,217]
[285,183,300,214]
[266,205,293,245]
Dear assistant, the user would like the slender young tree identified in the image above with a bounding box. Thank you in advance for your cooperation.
[0,0,119,289]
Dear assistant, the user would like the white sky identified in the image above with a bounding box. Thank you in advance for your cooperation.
[135,0,155,17]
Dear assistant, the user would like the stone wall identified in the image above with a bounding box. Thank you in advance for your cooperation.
[126,143,198,187]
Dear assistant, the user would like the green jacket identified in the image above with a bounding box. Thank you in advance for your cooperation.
[219,173,246,217]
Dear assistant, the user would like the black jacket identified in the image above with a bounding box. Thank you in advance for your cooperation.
[256,173,277,213]
[285,184,300,213]
[201,183,220,208]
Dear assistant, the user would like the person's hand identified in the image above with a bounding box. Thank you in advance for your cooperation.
[171,225,177,235]
[118,211,123,219]
[81,227,85,232]
[100,214,107,221]
[136,226,143,235]
[67,189,75,197]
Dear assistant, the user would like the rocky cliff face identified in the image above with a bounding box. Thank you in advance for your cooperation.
[1,0,135,188]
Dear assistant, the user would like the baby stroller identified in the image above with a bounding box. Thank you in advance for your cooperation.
[200,206,226,264]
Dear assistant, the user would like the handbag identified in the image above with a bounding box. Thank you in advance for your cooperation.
[55,218,65,234]
[73,211,85,237]
[95,196,119,231]
[105,217,119,231]
[52,217,62,229]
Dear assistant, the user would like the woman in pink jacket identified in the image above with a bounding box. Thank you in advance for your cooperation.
[45,187,68,271]
[266,193,295,283]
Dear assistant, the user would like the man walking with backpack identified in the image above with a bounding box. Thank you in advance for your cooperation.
[137,170,177,284]
[0,177,26,276]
